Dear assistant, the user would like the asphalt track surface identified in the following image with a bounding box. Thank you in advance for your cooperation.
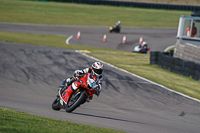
[1,23,200,133]
[0,22,177,52]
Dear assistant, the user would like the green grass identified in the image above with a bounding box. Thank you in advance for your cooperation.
[0,108,124,133]
[0,0,190,27]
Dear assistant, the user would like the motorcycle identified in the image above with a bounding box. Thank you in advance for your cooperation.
[132,45,150,53]
[109,25,121,33]
[52,72,99,113]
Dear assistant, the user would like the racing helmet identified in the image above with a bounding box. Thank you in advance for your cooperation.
[142,41,147,46]
[118,21,121,25]
[92,62,103,75]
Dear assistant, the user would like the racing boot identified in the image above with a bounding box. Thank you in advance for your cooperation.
[58,79,67,94]
[58,79,67,90]
[59,77,77,95]
[86,97,91,103]
[86,92,93,103]
[59,77,75,93]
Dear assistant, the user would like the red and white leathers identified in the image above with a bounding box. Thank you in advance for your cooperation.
[59,68,103,101]
[59,62,104,102]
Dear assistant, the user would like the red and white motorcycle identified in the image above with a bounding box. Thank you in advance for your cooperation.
[52,72,99,113]
[132,40,150,54]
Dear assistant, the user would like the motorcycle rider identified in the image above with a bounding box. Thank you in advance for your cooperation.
[59,62,103,102]
[115,20,121,28]
[139,41,148,53]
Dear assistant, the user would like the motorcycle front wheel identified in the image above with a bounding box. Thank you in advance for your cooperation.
[52,97,61,111]
[66,91,86,113]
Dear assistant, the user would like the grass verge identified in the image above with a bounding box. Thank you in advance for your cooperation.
[0,108,124,133]
[0,31,200,100]
[0,0,190,27]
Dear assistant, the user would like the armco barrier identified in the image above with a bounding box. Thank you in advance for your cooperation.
[50,0,200,11]
[150,51,200,82]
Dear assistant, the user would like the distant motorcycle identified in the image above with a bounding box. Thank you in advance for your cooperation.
[109,25,121,33]
[52,72,99,113]
[132,45,150,53]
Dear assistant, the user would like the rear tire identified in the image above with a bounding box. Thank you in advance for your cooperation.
[66,91,86,113]
[52,97,60,111]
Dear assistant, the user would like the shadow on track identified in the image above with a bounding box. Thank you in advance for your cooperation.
[72,112,145,124]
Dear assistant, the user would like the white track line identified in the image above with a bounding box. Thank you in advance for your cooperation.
[76,50,200,103]
[164,45,175,52]
[66,35,73,45]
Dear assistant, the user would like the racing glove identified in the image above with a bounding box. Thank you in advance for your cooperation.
[74,70,83,77]
[66,77,77,85]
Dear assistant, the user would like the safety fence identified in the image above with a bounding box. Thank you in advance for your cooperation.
[48,0,200,11]
[150,51,200,81]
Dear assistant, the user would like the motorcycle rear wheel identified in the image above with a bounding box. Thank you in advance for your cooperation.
[52,97,61,111]
[66,91,86,113]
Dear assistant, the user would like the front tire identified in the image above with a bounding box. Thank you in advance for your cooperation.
[115,27,120,33]
[66,91,86,113]
[52,97,60,111]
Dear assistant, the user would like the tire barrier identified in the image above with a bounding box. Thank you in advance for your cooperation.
[150,51,200,82]
[51,0,200,11]
[150,51,159,65]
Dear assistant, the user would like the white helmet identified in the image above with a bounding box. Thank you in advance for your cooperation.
[92,62,103,75]
[118,21,121,25]
[142,41,147,46]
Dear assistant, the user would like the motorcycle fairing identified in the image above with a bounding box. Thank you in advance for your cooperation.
[134,45,140,52]
[58,89,67,107]
[71,82,78,91]
[60,72,99,106]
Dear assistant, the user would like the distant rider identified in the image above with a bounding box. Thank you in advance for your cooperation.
[59,62,103,102]
[115,21,121,28]
[139,42,148,53]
